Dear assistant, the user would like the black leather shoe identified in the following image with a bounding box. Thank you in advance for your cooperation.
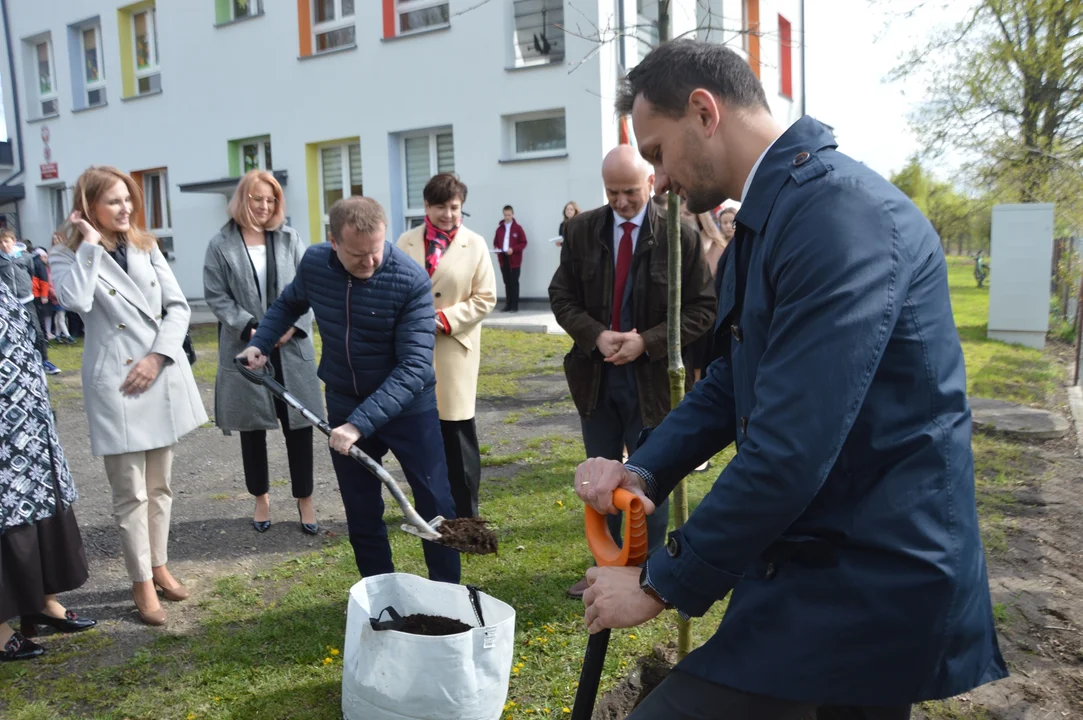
[297,501,319,536]
[21,610,97,637]
[1,632,45,661]
[252,519,271,533]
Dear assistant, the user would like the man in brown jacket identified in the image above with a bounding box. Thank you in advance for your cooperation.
[550,145,716,598]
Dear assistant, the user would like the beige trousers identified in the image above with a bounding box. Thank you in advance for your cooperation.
[102,446,175,583]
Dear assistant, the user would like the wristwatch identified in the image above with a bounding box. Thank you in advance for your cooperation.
[639,564,673,610]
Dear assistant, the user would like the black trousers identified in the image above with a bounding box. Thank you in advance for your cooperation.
[498,254,521,311]
[238,349,314,498]
[22,301,48,363]
[629,670,912,720]
[440,418,481,519]
[326,404,461,585]
[580,364,669,556]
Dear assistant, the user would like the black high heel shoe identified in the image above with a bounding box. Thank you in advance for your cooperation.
[1,632,44,661]
[297,500,319,536]
[20,610,96,638]
[251,519,271,533]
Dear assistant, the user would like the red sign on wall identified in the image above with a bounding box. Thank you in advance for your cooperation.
[40,163,58,180]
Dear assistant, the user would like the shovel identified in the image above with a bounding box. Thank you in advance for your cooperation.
[234,357,445,543]
[570,488,649,720]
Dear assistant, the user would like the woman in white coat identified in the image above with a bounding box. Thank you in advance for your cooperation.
[396,173,496,518]
[50,166,207,626]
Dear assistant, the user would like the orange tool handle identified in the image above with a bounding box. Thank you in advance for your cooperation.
[584,488,648,567]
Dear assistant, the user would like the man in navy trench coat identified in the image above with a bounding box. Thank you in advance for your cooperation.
[575,40,1007,720]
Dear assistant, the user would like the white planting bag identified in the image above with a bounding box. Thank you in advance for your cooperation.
[342,573,516,720]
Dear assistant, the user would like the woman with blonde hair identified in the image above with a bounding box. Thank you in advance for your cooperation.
[203,171,322,534]
[50,166,207,626]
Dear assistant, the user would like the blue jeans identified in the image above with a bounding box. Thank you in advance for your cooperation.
[326,396,460,584]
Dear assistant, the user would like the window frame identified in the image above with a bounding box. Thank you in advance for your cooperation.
[142,169,172,234]
[505,109,567,161]
[313,0,356,53]
[131,7,161,95]
[81,24,107,107]
[317,141,363,240]
[394,0,451,37]
[35,40,59,117]
[511,0,564,68]
[401,130,454,227]
[240,137,273,173]
[230,0,260,21]
[50,186,68,231]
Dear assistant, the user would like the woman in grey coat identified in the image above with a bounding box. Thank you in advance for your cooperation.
[203,170,323,534]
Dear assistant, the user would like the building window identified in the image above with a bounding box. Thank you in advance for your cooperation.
[314,0,356,52]
[403,131,454,228]
[131,7,162,95]
[319,142,362,239]
[395,0,450,36]
[241,137,273,172]
[778,14,793,99]
[504,110,566,160]
[142,169,173,255]
[512,0,564,67]
[50,187,68,231]
[232,0,259,20]
[82,26,107,107]
[635,0,659,63]
[36,40,59,116]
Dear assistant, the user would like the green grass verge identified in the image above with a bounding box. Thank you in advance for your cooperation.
[8,257,1060,719]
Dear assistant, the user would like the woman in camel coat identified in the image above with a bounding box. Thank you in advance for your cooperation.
[396,173,496,518]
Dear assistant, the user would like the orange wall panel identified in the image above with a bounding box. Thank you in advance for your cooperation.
[383,0,396,39]
[746,0,760,79]
[297,0,312,57]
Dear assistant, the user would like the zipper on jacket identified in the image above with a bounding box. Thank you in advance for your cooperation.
[345,278,360,396]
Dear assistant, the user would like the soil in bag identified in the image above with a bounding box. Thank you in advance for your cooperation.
[398,614,473,636]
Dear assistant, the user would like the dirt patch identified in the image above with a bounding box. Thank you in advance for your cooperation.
[593,644,676,719]
[398,614,472,636]
[436,517,499,555]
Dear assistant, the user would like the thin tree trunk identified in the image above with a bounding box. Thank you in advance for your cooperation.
[657,0,692,661]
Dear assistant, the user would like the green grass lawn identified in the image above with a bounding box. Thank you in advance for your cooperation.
[5,256,1061,719]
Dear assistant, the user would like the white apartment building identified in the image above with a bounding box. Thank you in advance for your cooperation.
[0,0,805,302]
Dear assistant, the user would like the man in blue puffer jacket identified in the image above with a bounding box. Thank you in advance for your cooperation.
[237,196,459,584]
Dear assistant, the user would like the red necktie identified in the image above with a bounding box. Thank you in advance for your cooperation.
[612,222,635,331]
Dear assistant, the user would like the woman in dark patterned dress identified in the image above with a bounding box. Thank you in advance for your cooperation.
[0,281,95,661]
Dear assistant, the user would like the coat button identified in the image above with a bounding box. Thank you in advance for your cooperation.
[666,535,681,558]
[125,357,133,365]
[793,151,811,166]
[765,562,777,579]
[730,325,743,342]
[84,259,92,267]
[741,416,748,434]
[434,292,441,298]
[108,288,116,296]
[150,280,157,287]
[117,323,126,330]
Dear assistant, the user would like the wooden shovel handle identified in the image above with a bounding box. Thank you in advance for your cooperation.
[584,488,648,568]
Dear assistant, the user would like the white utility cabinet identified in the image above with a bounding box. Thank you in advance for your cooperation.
[987,203,1055,350]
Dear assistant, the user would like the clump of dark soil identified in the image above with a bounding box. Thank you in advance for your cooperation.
[435,517,499,555]
[593,643,676,719]
[399,614,473,636]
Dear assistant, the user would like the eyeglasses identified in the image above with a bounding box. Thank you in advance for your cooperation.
[248,194,277,206]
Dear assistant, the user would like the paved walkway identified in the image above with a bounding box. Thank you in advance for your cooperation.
[970,397,1071,441]
[190,299,565,335]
